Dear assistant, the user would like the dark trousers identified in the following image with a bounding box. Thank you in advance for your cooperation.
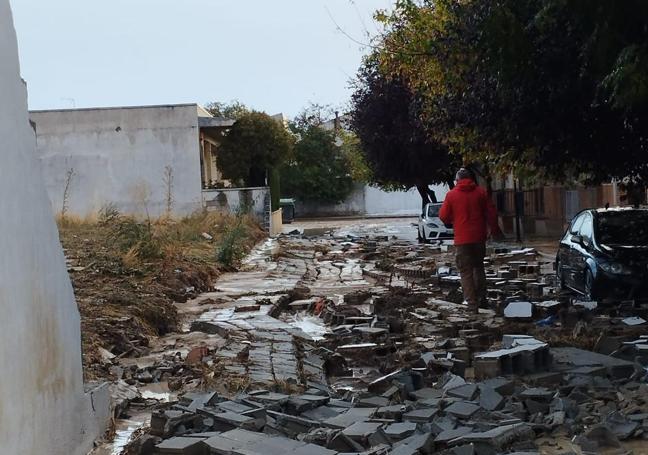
[456,243,486,310]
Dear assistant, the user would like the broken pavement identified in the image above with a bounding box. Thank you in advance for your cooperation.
[94,225,648,455]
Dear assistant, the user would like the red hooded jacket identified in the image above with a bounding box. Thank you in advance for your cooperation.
[440,179,499,245]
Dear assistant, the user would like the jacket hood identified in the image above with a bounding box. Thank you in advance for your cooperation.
[455,179,477,192]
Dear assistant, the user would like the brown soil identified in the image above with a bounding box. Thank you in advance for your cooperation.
[58,213,265,381]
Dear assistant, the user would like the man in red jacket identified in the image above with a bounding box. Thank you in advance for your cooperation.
[440,168,500,314]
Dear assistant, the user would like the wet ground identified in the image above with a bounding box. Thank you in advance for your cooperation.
[93,218,648,455]
[286,217,421,242]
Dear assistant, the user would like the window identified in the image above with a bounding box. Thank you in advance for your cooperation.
[579,213,593,243]
[597,211,648,246]
[427,204,441,218]
[570,213,586,234]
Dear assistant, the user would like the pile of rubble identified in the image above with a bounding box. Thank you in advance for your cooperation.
[109,233,648,455]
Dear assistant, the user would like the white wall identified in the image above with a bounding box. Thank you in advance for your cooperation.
[203,187,270,224]
[295,183,366,217]
[31,104,204,218]
[364,184,449,216]
[0,1,109,452]
[294,184,449,218]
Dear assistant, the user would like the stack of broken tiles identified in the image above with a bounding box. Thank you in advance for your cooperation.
[474,335,551,379]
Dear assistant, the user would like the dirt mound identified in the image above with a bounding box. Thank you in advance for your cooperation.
[59,212,264,380]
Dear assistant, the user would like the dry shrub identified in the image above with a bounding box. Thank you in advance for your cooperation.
[56,213,96,229]
[160,211,226,243]
[216,216,249,268]
[121,247,140,268]
[112,217,162,260]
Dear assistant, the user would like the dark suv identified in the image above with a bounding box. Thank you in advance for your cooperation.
[556,208,648,300]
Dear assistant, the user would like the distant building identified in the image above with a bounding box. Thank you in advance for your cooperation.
[30,104,271,226]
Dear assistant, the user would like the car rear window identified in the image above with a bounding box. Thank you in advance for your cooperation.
[427,204,441,218]
[596,211,648,246]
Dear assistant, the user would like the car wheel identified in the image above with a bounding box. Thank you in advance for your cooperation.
[584,268,597,301]
[417,227,424,243]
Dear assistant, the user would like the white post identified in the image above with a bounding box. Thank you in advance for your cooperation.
[0,2,108,452]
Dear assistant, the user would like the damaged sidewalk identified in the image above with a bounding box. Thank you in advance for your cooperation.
[97,229,648,455]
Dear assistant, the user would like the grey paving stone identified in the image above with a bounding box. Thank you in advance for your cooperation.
[302,405,345,422]
[446,384,478,401]
[403,408,437,423]
[327,431,365,452]
[451,444,476,455]
[341,421,383,441]
[392,431,434,453]
[454,423,535,449]
[518,387,554,402]
[431,416,457,434]
[384,422,417,440]
[442,375,467,391]
[552,347,635,379]
[155,436,207,455]
[411,387,444,401]
[356,395,390,408]
[324,408,376,429]
[478,387,504,411]
[292,443,338,455]
[504,302,533,318]
[435,426,473,443]
[389,443,420,455]
[218,428,266,444]
[375,404,409,420]
[444,402,481,419]
[244,436,304,455]
[216,401,255,414]
[202,437,239,454]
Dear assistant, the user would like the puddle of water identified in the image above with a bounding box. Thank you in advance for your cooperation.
[141,390,173,402]
[92,412,150,455]
[139,382,175,403]
[288,313,329,340]
[242,238,279,269]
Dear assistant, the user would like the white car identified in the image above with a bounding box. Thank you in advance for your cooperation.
[417,202,454,243]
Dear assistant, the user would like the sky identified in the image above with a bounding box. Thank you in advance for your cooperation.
[10,0,392,117]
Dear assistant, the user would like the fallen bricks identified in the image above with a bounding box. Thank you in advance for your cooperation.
[111,234,648,455]
[146,380,557,455]
[473,336,552,379]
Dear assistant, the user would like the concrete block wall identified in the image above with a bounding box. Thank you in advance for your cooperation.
[31,104,204,219]
[203,187,271,228]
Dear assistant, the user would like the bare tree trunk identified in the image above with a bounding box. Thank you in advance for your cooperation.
[416,182,436,214]
[483,163,493,196]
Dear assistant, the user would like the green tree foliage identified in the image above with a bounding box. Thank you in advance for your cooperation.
[339,131,373,183]
[205,100,250,120]
[350,57,460,204]
[218,112,294,187]
[281,126,355,204]
[290,102,335,132]
[373,0,648,184]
